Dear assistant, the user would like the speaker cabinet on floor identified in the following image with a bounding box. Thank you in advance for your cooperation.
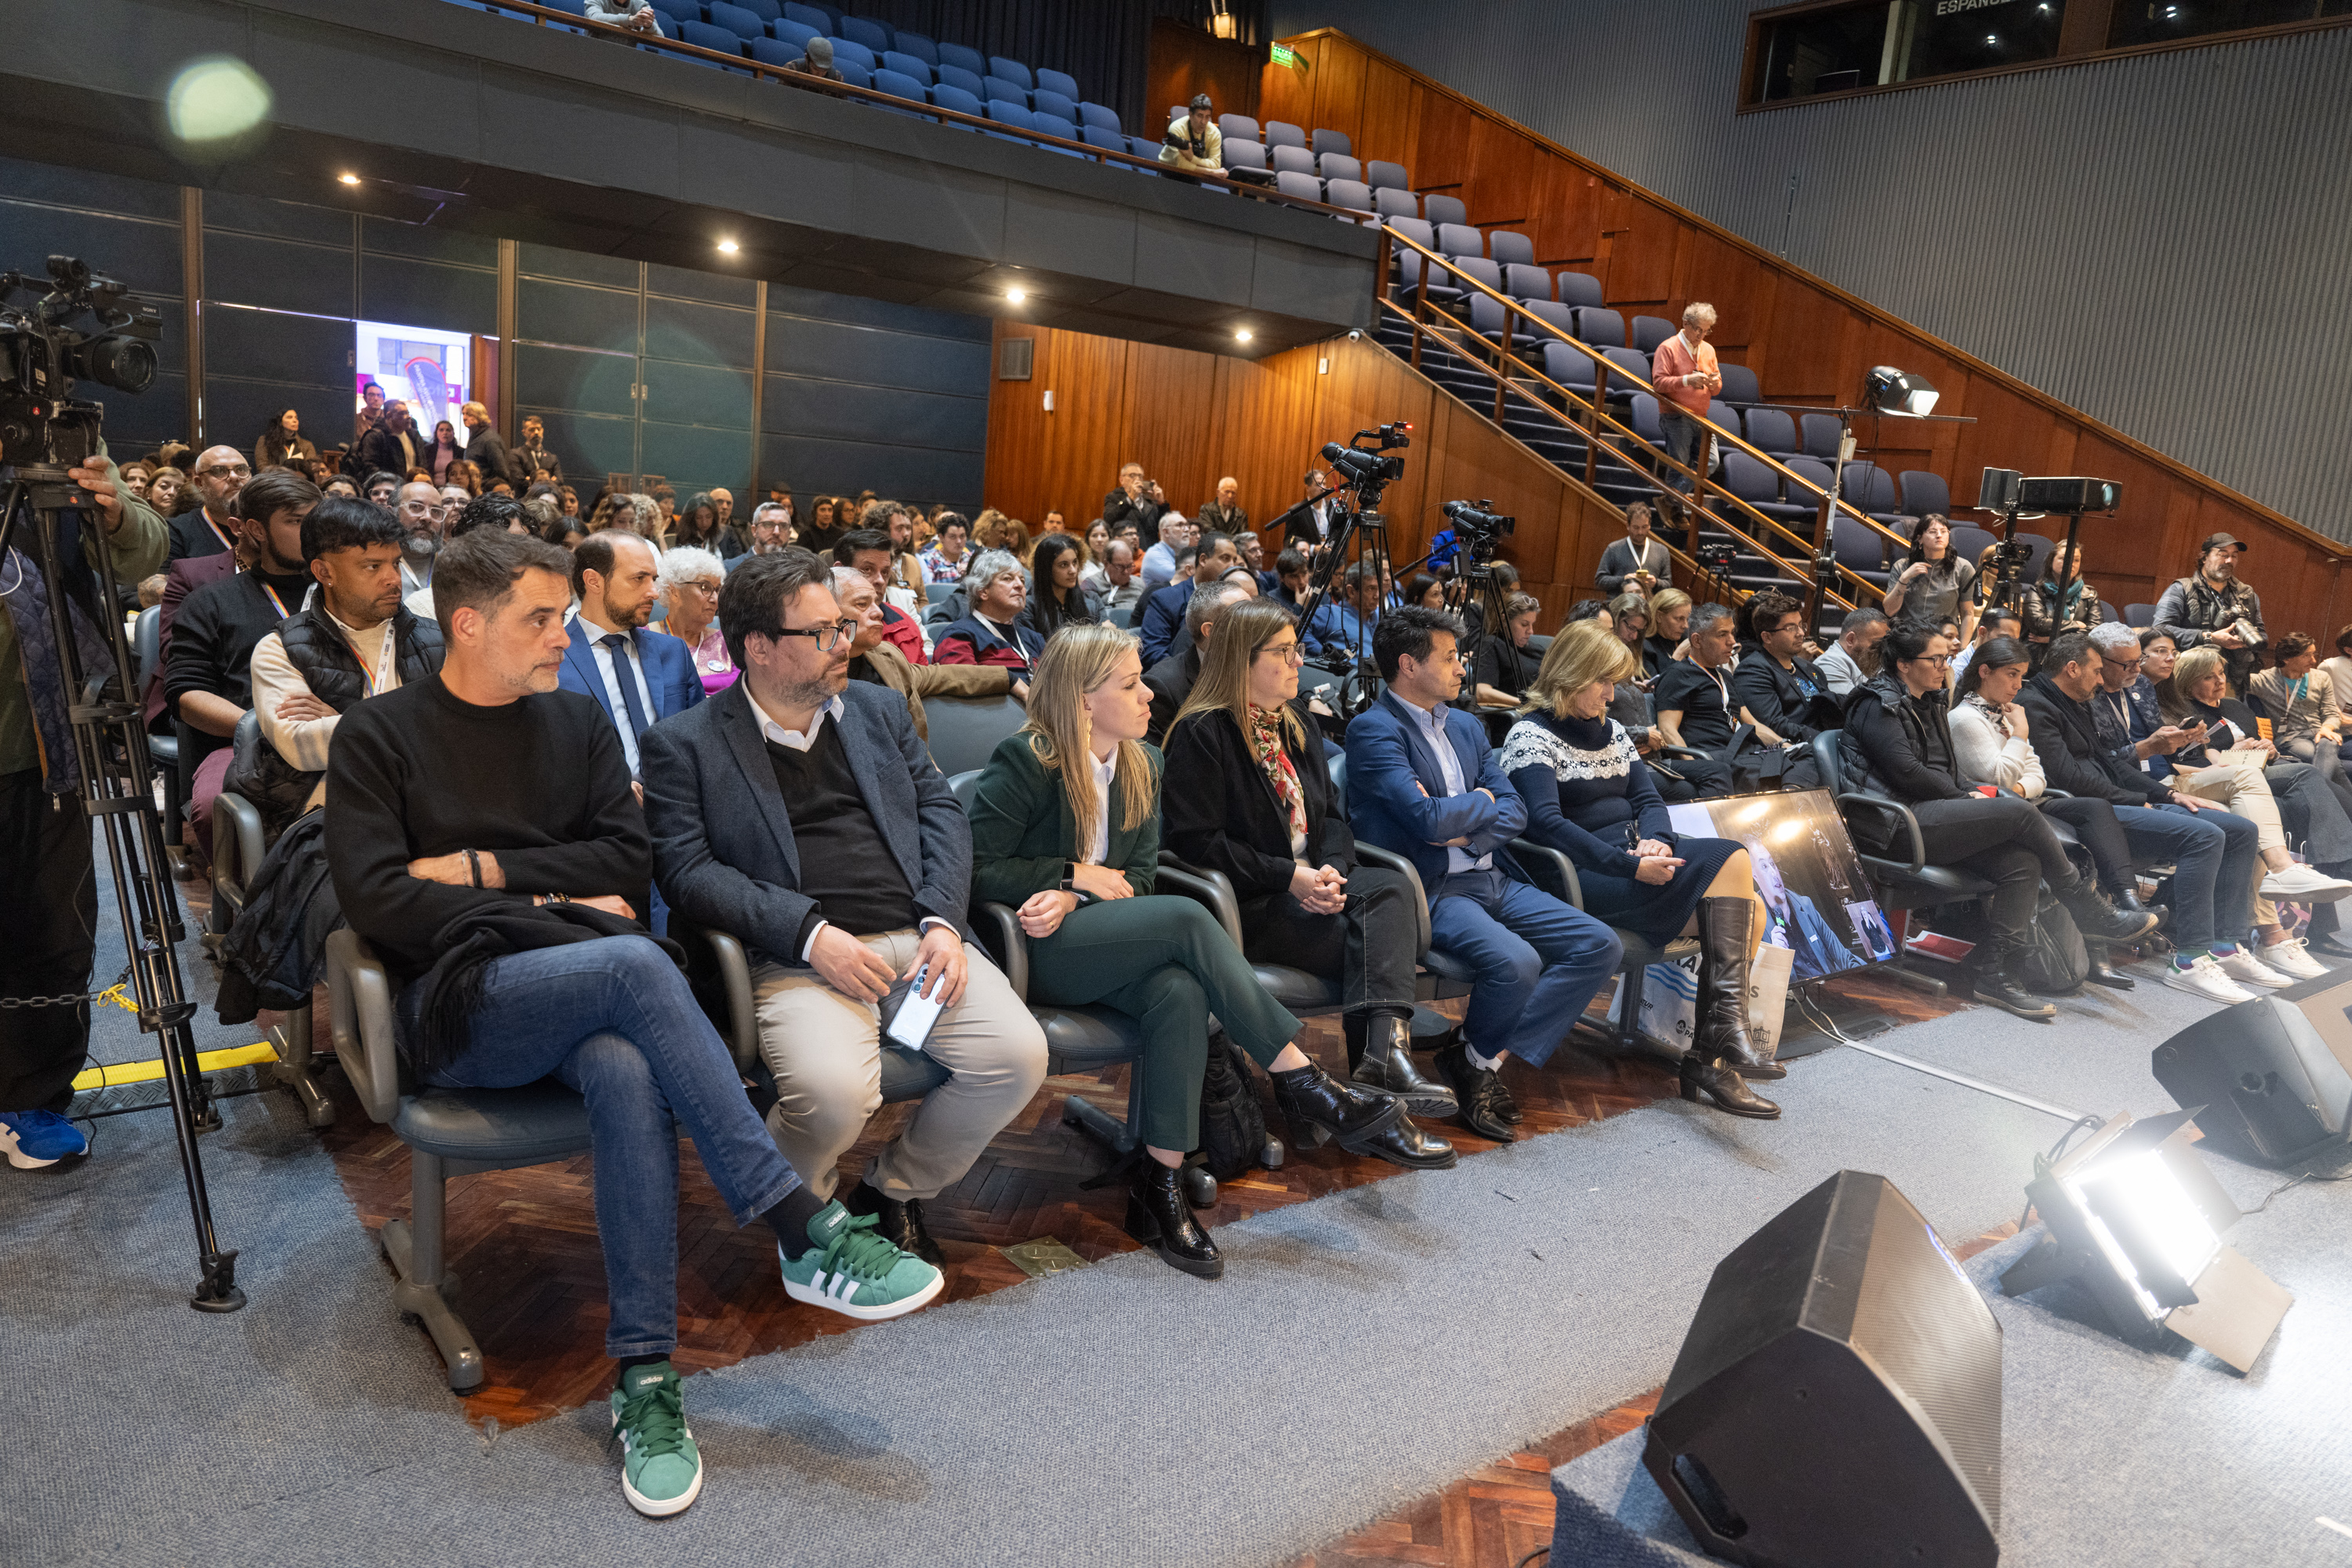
[1643,1171,2002,1568]
[2150,972,2352,1167]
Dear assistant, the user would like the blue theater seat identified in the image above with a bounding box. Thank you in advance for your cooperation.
[1488,230,1534,267]
[880,51,933,85]
[1420,193,1465,227]
[1264,120,1306,151]
[891,29,937,65]
[1036,67,1080,101]
[987,56,1033,89]
[1367,160,1410,191]
[838,15,890,53]
[1032,88,1078,123]
[1078,101,1120,133]
[1311,128,1351,157]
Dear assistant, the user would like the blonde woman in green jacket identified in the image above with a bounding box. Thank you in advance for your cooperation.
[967,622,1447,1279]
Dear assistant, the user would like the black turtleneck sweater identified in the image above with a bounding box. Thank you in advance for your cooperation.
[164,564,314,764]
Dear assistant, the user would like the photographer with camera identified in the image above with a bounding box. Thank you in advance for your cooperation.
[1,437,167,1168]
[1157,94,1223,176]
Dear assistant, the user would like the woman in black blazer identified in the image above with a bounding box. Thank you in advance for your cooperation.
[1161,598,1454,1120]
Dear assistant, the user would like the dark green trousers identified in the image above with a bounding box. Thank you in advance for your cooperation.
[1026,895,1302,1151]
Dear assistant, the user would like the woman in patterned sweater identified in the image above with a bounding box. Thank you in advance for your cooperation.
[1501,621,1782,1118]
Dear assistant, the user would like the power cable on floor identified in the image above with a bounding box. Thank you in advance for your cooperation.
[2246,1168,2352,1214]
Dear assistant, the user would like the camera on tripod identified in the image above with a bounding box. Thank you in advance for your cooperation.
[1321,421,1412,494]
[1441,498,1515,575]
[1694,541,1738,573]
[0,254,162,471]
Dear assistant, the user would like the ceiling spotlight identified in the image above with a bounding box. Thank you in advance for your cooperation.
[1007,289,1027,304]
[717,238,739,255]
[1865,365,1939,416]
[165,55,274,146]
[1985,32,1998,42]
[338,172,361,186]
[1236,328,1254,343]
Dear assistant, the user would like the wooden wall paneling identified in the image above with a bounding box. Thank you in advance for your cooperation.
[1356,57,1420,178]
[1145,19,1262,129]
[1605,201,1684,313]
[1680,228,1763,356]
[1258,37,1316,130]
[1120,339,1221,514]
[1212,343,1321,536]
[1555,485,1627,608]
[1531,162,1605,268]
[1313,337,1439,564]
[1465,114,1537,227]
[1947,372,2075,504]
[983,324,1137,526]
[1412,90,1477,191]
[1759,282,1863,401]
[1428,410,1568,594]
[1308,36,1367,151]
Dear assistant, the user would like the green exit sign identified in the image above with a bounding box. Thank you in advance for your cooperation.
[1270,42,1296,67]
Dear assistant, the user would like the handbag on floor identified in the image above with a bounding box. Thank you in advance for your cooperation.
[2014,891,2089,995]
[1196,1032,1272,1181]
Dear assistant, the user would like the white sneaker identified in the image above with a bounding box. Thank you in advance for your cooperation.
[2257,864,2352,902]
[2253,937,2330,981]
[2212,946,2294,989]
[2163,954,2256,1004]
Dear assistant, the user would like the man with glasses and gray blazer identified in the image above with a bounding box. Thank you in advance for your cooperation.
[641,549,1047,1269]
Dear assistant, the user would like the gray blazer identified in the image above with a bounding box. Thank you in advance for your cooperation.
[640,679,972,966]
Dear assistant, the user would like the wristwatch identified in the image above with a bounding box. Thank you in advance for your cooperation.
[1058,860,1079,894]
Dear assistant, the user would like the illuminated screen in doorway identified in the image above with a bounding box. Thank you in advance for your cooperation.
[354,321,474,448]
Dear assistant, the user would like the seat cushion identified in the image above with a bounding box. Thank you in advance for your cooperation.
[880,1043,953,1104]
[1040,1004,1145,1075]
[1251,964,1344,1011]
[394,1080,593,1165]
[1863,860,1998,903]
[1618,933,1700,971]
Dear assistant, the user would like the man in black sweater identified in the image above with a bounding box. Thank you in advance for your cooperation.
[1730,589,1838,744]
[325,528,940,1520]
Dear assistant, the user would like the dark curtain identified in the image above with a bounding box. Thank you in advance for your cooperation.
[856,0,1269,132]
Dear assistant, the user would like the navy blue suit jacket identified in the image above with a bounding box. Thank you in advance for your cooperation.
[556,619,704,756]
[1137,579,1195,665]
[1345,691,1529,890]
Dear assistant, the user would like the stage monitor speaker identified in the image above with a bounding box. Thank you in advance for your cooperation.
[1644,1171,2001,1568]
[2150,972,2352,1167]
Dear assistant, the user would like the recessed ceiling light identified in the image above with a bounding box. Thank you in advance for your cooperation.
[1007,289,1027,304]
[1236,328,1254,343]
[717,238,739,254]
[339,172,361,185]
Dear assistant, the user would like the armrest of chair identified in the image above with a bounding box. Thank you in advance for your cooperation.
[1155,853,1246,949]
[2039,787,2074,798]
[970,901,1029,1001]
[1509,837,1584,909]
[209,790,265,915]
[701,928,760,1075]
[1835,790,1926,873]
[324,927,401,1125]
[1352,843,1432,956]
[1654,745,1708,763]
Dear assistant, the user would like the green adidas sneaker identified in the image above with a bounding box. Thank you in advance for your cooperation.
[779,1200,945,1321]
[608,1360,702,1518]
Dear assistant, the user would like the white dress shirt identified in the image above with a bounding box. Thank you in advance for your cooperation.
[1401,697,1491,873]
[574,612,660,777]
[1084,750,1118,866]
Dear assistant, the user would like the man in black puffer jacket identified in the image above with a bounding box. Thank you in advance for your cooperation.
[229,495,445,843]
[1838,621,2156,1018]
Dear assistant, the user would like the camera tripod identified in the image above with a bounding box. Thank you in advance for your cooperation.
[0,465,243,1312]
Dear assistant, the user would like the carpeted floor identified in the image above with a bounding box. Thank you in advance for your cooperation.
[15,914,2330,1567]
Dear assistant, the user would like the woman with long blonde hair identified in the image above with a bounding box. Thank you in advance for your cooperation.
[1162,598,1461,1132]
[968,621,1436,1279]
[1502,621,1782,1118]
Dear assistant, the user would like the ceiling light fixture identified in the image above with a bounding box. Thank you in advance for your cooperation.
[1007,289,1027,304]
[338,172,361,186]
[717,238,740,254]
[1236,328,1254,343]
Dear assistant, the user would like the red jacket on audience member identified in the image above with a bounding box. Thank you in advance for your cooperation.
[931,613,1044,680]
[880,603,927,666]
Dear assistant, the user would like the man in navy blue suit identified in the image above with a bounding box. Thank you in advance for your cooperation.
[1345,606,1621,1142]
[1136,529,1241,665]
[558,529,704,931]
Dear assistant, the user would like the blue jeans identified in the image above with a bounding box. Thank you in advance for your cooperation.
[417,936,800,1359]
[1428,868,1623,1067]
[2122,802,2258,950]
[1659,406,1707,496]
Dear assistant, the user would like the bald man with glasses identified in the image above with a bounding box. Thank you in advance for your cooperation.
[167,446,252,561]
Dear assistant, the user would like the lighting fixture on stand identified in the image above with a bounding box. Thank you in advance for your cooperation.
[1208,2,1237,39]
[2001,1109,2292,1373]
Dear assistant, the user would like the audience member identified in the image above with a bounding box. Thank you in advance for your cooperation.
[864,499,924,604]
[1473,592,1544,709]
[655,546,735,695]
[833,568,1022,738]
[643,549,1047,1267]
[932,550,1044,678]
[1840,622,2156,1018]
[1502,622,1780,1116]
[165,470,323,846]
[1092,539,1146,621]
[168,445,250,561]
[1345,607,1623,1142]
[1951,606,2022,688]
[2165,643,2352,902]
[1138,511,1192,591]
[1162,598,1457,1123]
[236,495,445,840]
[256,408,316,470]
[2318,626,2352,728]
[354,399,424,479]
[363,470,401,508]
[2252,632,2352,801]
[1196,475,1249,536]
[742,500,795,563]
[119,459,154,502]
[515,415,562,484]
[970,622,1436,1278]
[1817,605,1888,694]
[918,512,971,584]
[422,422,462,487]
[833,529,927,664]
[1078,521,1114,587]
[2019,541,2093,657]
[1304,562,1385,664]
[328,526,936,1519]
[583,0,669,34]
[393,481,456,609]
[1102,462,1167,539]
[1649,304,1721,506]
[1273,547,1311,610]
[1021,532,1099,641]
[1144,576,1250,746]
[1730,589,1838,744]
[1595,502,1671,595]
[557,531,706,785]
[2154,532,2264,695]
[350,380,387,450]
[1642,588,1691,676]
[1157,93,1224,175]
[1285,469,1342,561]
[1137,530,1240,664]
[1883,514,1977,636]
[1652,601,1742,754]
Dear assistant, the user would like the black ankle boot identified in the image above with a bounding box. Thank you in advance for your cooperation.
[1123,1160,1221,1279]
[1679,1051,1780,1119]
[1974,943,2056,1020]
[1272,1060,1454,1168]
[1349,1014,1459,1117]
[1693,897,1786,1080]
[2060,879,2160,942]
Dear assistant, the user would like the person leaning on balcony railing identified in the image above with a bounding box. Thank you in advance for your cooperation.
[1159,94,1224,176]
[583,0,666,36]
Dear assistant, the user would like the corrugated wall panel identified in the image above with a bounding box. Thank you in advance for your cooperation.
[1267,3,2352,539]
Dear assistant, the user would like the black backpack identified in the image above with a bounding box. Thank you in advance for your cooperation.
[1196,1032,1273,1181]
[2014,891,2089,995]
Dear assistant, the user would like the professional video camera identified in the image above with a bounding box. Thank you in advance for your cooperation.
[1441,498,1514,572]
[0,254,162,472]
[1694,540,1737,574]
[1321,421,1412,497]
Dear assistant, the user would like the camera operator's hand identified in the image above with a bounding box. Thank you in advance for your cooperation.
[66,460,127,533]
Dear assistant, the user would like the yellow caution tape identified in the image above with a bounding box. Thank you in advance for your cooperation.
[73,1041,278,1092]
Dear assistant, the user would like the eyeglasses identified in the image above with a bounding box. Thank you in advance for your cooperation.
[2102,655,2143,672]
[198,464,252,480]
[681,580,722,596]
[1257,642,1305,665]
[769,619,859,652]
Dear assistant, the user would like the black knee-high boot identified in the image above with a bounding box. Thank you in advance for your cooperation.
[1693,898,1785,1080]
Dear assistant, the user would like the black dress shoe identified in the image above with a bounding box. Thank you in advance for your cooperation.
[842,1180,945,1267]
[1123,1160,1221,1279]
[1269,1060,1431,1164]
[1679,1053,1780,1119]
[1973,967,2056,1021]
[1488,1070,1524,1123]
[1349,1014,1459,1118]
[1434,1043,1516,1142]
